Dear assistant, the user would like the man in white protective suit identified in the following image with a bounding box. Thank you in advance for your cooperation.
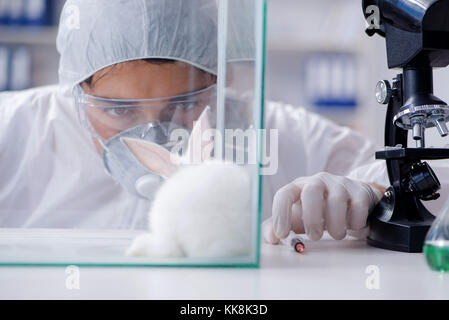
[0,0,448,246]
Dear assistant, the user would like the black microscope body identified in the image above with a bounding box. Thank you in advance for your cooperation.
[362,0,449,252]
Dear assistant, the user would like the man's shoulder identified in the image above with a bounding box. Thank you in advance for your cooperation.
[264,100,312,130]
[0,85,72,119]
[0,85,70,106]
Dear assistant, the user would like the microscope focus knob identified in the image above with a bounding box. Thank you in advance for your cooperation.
[375,80,392,105]
[408,162,441,201]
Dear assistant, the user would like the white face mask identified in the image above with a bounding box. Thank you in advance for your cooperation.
[101,121,188,198]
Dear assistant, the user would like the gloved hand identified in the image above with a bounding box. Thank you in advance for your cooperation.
[263,172,385,243]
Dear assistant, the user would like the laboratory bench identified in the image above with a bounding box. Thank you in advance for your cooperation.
[0,232,448,300]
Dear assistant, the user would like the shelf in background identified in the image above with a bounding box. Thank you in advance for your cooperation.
[0,26,58,46]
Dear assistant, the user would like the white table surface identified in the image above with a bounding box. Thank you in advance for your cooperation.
[1,234,448,300]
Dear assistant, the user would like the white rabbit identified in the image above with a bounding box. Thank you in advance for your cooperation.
[123,107,252,258]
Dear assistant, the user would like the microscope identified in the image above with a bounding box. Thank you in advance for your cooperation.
[362,0,449,252]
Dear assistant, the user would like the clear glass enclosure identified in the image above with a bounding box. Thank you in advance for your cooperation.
[0,0,266,267]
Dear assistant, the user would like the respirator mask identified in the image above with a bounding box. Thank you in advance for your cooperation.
[74,84,217,198]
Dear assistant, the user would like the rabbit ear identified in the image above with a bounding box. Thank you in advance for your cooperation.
[185,106,214,164]
[122,137,178,179]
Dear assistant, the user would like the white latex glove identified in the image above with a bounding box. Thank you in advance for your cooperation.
[263,172,384,243]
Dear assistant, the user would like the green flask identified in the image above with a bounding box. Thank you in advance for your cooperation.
[423,197,449,272]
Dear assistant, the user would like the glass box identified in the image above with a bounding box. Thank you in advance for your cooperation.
[0,0,266,267]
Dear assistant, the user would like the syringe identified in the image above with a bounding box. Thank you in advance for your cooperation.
[280,231,305,254]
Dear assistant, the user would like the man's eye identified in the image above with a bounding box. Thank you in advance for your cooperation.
[104,107,130,117]
[173,101,201,110]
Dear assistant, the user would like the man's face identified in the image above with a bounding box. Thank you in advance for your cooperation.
[80,60,216,154]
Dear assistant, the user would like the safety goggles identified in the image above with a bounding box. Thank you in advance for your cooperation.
[73,84,217,141]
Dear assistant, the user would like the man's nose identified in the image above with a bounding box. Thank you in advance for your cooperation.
[140,104,165,123]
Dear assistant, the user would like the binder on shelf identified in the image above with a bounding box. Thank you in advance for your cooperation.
[0,46,9,91]
[303,52,358,110]
[25,0,52,26]
[9,46,32,90]
[0,0,10,25]
[0,0,53,27]
[6,0,26,26]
